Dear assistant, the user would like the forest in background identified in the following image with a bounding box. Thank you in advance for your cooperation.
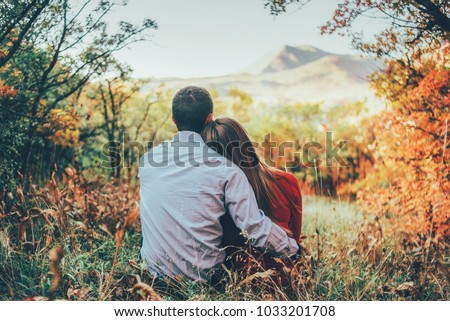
[0,0,449,300]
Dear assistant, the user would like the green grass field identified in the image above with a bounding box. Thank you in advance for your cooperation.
[0,196,448,301]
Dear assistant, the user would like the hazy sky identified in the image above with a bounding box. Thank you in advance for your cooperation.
[109,0,382,78]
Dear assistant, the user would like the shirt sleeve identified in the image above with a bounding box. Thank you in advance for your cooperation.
[224,167,299,257]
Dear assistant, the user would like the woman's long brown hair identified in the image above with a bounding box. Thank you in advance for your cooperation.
[201,117,298,225]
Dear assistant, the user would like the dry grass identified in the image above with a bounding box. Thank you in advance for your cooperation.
[0,172,449,301]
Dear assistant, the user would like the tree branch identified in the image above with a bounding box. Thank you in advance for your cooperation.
[414,0,450,32]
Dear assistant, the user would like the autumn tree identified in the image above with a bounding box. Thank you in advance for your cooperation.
[359,46,449,242]
[77,80,174,183]
[122,86,173,184]
[85,63,145,180]
[0,0,157,187]
[265,0,450,242]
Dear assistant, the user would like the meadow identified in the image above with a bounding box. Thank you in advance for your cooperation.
[1,174,448,301]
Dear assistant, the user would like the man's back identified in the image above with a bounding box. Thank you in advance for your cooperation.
[139,131,253,280]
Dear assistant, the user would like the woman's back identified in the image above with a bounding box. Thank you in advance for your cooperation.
[268,170,303,243]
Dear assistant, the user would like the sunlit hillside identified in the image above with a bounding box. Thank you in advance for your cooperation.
[149,45,382,108]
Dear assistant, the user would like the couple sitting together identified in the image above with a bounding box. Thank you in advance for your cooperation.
[139,86,303,284]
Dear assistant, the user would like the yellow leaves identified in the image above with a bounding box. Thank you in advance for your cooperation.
[50,108,62,115]
[37,107,81,148]
[12,69,21,78]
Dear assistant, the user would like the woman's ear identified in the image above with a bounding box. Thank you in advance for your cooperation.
[172,115,176,125]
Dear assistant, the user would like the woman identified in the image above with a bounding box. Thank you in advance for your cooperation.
[201,117,302,260]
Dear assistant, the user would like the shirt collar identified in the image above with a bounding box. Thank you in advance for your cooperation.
[174,131,204,143]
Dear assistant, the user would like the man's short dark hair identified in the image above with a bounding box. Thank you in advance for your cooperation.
[172,86,213,133]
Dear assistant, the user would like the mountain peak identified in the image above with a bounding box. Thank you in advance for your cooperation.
[241,44,331,75]
[295,45,325,52]
[151,44,380,108]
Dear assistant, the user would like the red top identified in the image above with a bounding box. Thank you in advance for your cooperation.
[269,170,303,243]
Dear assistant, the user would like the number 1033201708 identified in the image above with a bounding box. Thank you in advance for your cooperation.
[255,305,336,317]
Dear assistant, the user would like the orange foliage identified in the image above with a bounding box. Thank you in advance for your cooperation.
[0,81,17,100]
[358,46,449,244]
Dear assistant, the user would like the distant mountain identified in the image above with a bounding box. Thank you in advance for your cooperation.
[241,45,331,74]
[148,45,382,108]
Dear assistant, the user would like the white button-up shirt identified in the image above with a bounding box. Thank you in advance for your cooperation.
[139,131,298,281]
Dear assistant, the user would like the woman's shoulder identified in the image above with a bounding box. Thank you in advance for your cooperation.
[271,169,299,186]
[270,169,302,204]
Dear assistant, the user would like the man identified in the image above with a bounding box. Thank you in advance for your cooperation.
[139,86,299,282]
